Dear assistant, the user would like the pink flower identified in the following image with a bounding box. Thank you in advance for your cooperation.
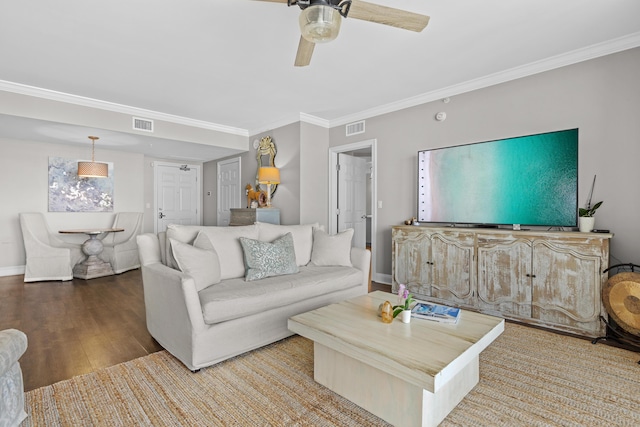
[398,284,406,299]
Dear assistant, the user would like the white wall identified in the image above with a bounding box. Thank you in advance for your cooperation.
[202,159,218,225]
[300,122,330,228]
[327,47,640,277]
[206,123,303,226]
[0,138,144,274]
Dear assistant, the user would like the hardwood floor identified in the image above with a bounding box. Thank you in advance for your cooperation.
[0,270,163,391]
[0,270,392,391]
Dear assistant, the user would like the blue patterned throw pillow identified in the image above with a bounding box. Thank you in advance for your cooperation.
[239,232,299,281]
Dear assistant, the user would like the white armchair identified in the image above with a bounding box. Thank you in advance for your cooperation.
[100,212,143,274]
[0,329,28,427]
[19,212,85,282]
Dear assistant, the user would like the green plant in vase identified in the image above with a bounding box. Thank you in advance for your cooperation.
[579,201,603,217]
[578,201,602,232]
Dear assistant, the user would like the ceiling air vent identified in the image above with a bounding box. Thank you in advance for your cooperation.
[133,117,154,132]
[346,120,365,136]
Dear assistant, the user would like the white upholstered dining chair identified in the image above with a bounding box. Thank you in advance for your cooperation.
[99,212,144,274]
[19,212,85,282]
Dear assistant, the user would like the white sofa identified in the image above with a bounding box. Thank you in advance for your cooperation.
[137,222,370,371]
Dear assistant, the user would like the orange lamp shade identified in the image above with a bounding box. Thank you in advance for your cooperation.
[258,167,280,184]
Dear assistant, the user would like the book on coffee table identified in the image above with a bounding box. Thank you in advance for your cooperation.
[411,302,461,324]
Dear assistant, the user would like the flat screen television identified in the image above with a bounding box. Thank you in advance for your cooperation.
[418,128,579,227]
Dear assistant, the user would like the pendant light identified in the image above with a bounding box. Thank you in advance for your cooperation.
[78,136,108,178]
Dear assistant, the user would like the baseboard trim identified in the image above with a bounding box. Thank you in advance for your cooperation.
[373,273,391,285]
[0,265,25,277]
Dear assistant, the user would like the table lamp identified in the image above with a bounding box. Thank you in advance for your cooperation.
[258,167,280,208]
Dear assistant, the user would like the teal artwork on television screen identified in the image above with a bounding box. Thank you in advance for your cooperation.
[418,129,578,227]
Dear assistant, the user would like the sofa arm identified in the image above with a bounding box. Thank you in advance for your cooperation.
[141,263,207,335]
[137,233,162,266]
[350,247,371,291]
[0,329,27,377]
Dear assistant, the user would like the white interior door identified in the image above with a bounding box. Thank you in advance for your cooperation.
[217,157,241,226]
[155,163,200,233]
[338,153,367,248]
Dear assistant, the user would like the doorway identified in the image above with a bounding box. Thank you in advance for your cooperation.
[329,139,377,283]
[154,162,201,233]
[217,157,242,226]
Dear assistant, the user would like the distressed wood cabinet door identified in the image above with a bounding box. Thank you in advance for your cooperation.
[392,227,431,297]
[392,226,610,337]
[430,231,475,305]
[477,235,532,317]
[531,239,607,336]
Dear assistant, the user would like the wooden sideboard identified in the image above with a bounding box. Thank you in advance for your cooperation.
[391,226,613,338]
[230,208,280,226]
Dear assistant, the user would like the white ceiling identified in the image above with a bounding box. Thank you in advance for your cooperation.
[1,0,640,161]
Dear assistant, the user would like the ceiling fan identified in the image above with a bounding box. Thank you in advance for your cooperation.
[255,0,430,67]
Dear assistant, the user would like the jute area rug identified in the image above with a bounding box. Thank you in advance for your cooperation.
[24,323,640,426]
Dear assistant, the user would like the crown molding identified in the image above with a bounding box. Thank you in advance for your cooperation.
[328,32,640,127]
[299,113,330,128]
[247,113,301,136]
[0,80,250,137]
[247,112,331,136]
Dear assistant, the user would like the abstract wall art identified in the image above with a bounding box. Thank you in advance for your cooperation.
[48,157,114,212]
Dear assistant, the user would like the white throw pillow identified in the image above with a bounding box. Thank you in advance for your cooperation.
[170,238,221,291]
[194,224,260,280]
[257,222,318,266]
[165,225,202,269]
[310,228,353,267]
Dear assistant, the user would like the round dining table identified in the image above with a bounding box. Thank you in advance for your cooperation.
[59,228,124,279]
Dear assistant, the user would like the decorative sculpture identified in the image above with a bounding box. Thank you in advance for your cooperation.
[245,184,267,208]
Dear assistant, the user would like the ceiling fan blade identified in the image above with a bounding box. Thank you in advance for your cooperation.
[294,36,315,67]
[347,0,430,32]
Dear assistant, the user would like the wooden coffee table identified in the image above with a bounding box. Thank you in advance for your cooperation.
[288,291,504,427]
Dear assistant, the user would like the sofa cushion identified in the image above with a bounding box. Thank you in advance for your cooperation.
[166,224,259,280]
[198,265,362,324]
[257,222,318,266]
[170,238,221,291]
[310,228,354,267]
[197,225,259,279]
[239,233,299,281]
[193,231,215,252]
[165,225,200,269]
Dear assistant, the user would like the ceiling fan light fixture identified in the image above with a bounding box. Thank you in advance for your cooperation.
[299,5,341,43]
